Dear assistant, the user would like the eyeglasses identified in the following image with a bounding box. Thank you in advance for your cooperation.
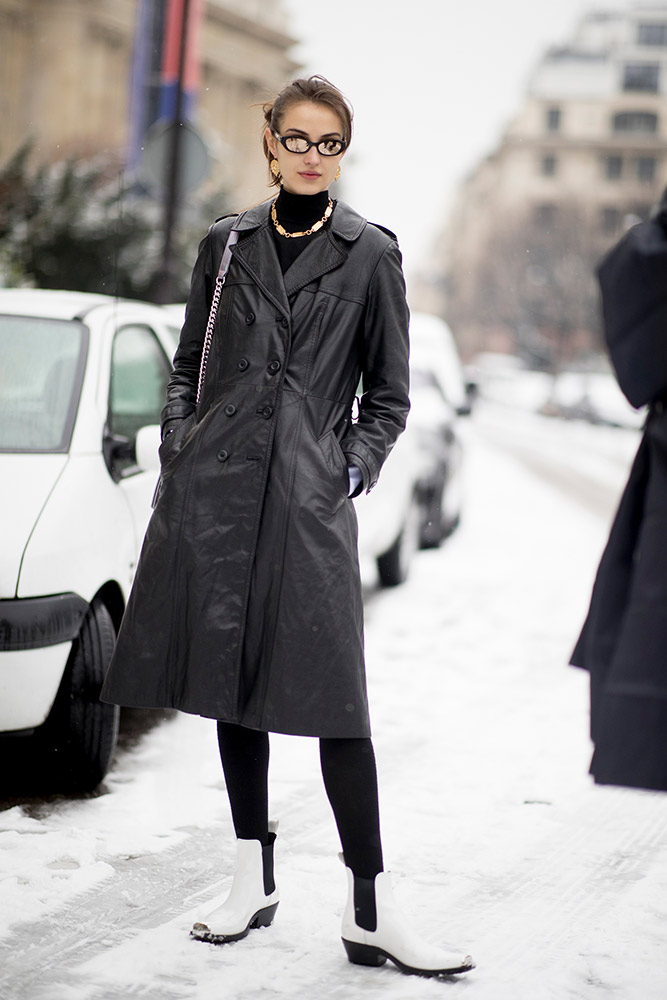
[273,132,347,157]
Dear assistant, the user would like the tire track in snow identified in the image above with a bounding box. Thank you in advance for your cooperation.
[0,786,337,1000]
[473,405,636,520]
[468,788,667,978]
[0,824,223,1000]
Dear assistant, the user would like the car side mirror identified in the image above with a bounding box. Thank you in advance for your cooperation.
[135,424,161,473]
[103,429,135,482]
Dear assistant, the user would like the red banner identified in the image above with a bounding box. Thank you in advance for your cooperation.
[161,0,202,92]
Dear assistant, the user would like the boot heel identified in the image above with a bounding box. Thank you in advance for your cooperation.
[342,938,387,967]
[250,902,279,929]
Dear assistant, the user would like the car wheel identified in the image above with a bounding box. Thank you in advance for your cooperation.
[419,480,447,550]
[376,496,421,587]
[37,598,120,792]
[420,455,463,549]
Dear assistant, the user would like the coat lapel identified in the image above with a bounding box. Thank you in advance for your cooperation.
[232,198,367,311]
[232,203,290,318]
[283,231,347,298]
[283,200,366,298]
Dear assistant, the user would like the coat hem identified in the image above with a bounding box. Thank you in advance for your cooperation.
[102,692,371,738]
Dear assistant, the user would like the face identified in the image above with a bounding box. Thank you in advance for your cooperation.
[266,101,346,195]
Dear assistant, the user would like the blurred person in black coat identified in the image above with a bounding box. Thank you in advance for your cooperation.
[572,189,667,791]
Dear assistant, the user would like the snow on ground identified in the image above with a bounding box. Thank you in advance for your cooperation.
[2,407,667,1000]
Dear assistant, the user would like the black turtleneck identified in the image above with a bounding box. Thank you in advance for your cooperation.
[271,188,332,273]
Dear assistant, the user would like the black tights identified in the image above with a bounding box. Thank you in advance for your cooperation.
[217,721,383,879]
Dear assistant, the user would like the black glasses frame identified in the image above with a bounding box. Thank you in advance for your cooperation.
[273,132,347,157]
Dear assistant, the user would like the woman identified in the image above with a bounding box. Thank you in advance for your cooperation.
[571,193,667,793]
[102,75,473,978]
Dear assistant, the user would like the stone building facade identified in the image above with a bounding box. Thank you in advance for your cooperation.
[0,0,298,209]
[439,3,667,363]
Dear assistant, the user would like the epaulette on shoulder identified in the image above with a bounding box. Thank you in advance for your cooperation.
[207,213,238,238]
[368,221,399,242]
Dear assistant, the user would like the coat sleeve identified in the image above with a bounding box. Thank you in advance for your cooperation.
[159,228,215,431]
[340,240,411,492]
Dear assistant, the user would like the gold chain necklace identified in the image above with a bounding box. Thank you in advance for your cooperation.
[271,197,333,238]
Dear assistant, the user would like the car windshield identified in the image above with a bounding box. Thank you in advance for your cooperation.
[0,314,88,452]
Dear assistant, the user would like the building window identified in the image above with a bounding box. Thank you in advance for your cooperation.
[546,107,561,132]
[637,156,656,182]
[541,154,557,176]
[600,208,621,234]
[604,155,623,180]
[534,203,556,228]
[623,63,660,92]
[612,111,658,132]
[638,23,667,46]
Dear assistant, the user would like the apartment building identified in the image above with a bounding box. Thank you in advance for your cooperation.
[441,3,667,361]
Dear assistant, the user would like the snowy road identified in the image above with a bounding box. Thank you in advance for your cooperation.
[2,404,667,1000]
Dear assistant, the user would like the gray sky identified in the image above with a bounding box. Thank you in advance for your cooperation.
[282,0,627,275]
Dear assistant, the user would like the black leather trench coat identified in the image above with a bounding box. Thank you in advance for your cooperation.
[571,212,667,790]
[102,199,410,737]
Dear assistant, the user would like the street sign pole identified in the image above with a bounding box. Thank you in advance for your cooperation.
[154,0,191,304]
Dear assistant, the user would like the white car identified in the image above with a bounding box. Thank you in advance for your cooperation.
[355,421,428,587]
[0,289,174,791]
[408,312,469,548]
[356,313,470,586]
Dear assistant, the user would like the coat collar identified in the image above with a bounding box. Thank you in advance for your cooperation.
[234,198,367,242]
[231,199,367,316]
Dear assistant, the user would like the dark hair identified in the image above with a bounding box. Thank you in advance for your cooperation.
[262,75,353,187]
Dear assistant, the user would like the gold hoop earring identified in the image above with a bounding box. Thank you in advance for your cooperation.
[270,158,281,178]
[334,166,341,182]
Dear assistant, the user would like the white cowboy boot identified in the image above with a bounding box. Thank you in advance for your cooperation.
[341,864,474,977]
[191,822,279,944]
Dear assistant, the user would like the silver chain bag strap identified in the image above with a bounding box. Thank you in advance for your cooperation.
[196,223,241,405]
[152,220,242,511]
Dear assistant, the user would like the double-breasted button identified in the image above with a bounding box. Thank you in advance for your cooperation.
[267,360,281,375]
[257,405,273,419]
[217,449,229,462]
[245,312,255,325]
[237,358,249,371]
[224,403,237,416]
